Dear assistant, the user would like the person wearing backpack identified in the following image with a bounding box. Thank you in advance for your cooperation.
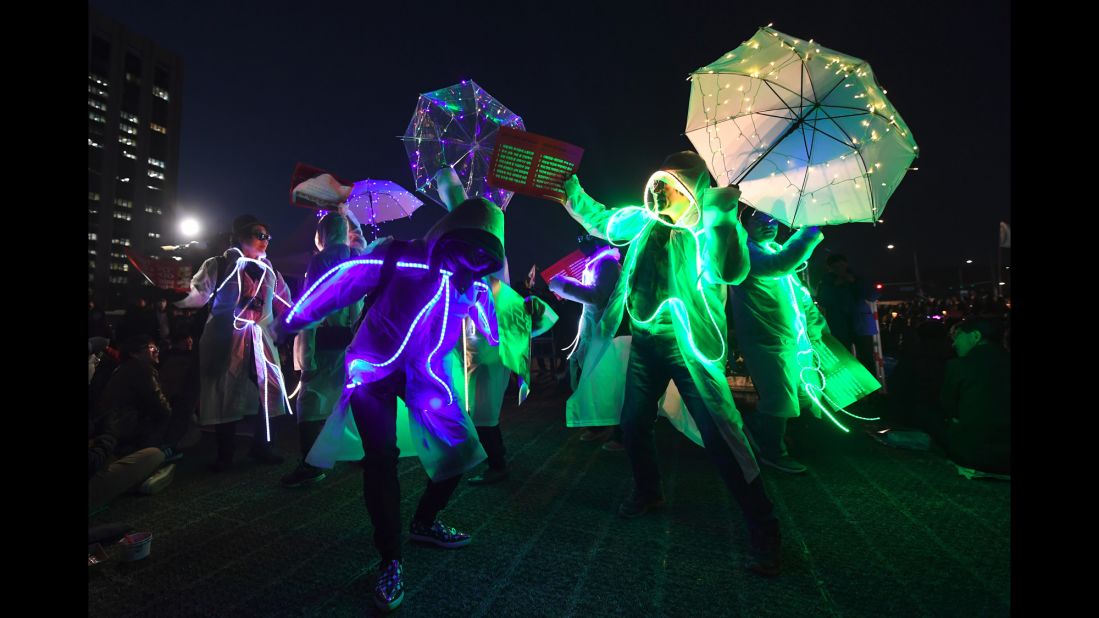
[176,215,294,472]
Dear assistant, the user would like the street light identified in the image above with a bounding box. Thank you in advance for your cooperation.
[180,217,201,238]
[965,259,973,264]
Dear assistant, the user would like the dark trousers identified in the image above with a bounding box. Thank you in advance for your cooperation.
[215,412,273,462]
[298,420,325,460]
[475,425,507,470]
[620,328,776,533]
[350,370,462,562]
[854,334,876,377]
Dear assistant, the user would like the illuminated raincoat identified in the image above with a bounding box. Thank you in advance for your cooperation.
[563,172,760,481]
[729,230,828,419]
[292,220,367,422]
[285,198,503,481]
[464,273,558,427]
[177,249,293,431]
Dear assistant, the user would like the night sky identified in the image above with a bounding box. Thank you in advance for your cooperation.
[89,0,1010,294]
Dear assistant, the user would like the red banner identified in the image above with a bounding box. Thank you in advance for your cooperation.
[125,248,193,292]
[486,127,584,203]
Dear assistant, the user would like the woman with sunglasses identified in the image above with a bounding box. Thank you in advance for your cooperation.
[177,214,294,472]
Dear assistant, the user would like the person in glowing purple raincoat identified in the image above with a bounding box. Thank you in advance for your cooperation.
[277,195,504,613]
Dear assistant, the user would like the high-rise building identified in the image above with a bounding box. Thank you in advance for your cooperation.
[88,6,183,308]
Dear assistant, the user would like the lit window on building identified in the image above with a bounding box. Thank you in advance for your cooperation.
[110,263,130,272]
[89,249,97,256]
[110,276,127,285]
[119,177,131,183]
[148,232,161,239]
[88,98,107,111]
[153,87,170,101]
[89,73,109,87]
[119,135,137,147]
[89,111,107,124]
[148,169,165,180]
[113,211,132,221]
[111,238,132,246]
[88,232,98,241]
[150,122,167,134]
[111,250,126,259]
[121,111,138,124]
[147,184,161,191]
[114,198,133,209]
[89,259,96,269]
[144,206,163,215]
[125,72,141,84]
[148,157,165,169]
[120,124,138,136]
[121,151,137,160]
[88,138,103,149]
[89,84,109,98]
[89,192,101,201]
[89,273,95,282]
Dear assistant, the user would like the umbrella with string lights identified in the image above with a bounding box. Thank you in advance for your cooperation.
[400,80,525,209]
[686,26,918,228]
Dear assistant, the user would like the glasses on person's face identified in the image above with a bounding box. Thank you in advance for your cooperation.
[253,232,271,241]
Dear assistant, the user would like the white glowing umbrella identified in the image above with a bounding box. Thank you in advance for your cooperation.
[686,26,918,227]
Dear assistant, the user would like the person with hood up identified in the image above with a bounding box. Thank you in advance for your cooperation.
[561,151,782,577]
[176,215,294,472]
[277,193,505,613]
[282,210,367,487]
[729,206,827,475]
[432,168,557,486]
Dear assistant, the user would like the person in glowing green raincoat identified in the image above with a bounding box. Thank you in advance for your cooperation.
[561,151,781,577]
[729,206,827,475]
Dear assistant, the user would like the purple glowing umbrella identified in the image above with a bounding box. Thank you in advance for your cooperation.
[344,179,424,226]
[400,80,525,210]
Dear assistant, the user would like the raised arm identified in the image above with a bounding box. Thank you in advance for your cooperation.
[283,242,391,333]
[748,226,824,278]
[563,175,650,244]
[700,186,751,285]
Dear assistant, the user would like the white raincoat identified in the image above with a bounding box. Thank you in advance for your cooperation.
[177,249,293,429]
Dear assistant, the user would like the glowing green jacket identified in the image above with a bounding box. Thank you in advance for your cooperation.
[564,179,761,482]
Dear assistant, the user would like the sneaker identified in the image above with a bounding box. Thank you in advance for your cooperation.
[617,489,664,518]
[409,519,472,548]
[467,467,508,485]
[373,559,404,613]
[601,440,626,452]
[759,454,808,474]
[579,428,611,442]
[748,524,782,577]
[160,446,183,463]
[139,464,176,495]
[280,461,327,487]
[248,447,285,466]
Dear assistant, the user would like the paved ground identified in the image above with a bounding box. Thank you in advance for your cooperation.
[88,388,1010,617]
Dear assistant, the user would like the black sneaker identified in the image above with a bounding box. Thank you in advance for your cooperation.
[467,467,508,485]
[748,524,782,577]
[617,489,665,518]
[759,454,808,474]
[280,461,327,487]
[160,446,184,463]
[248,447,285,466]
[373,559,404,613]
[409,519,472,548]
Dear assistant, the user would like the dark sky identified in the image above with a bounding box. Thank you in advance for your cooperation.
[90,0,1010,292]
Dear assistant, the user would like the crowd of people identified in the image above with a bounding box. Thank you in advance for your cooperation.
[88,154,1010,613]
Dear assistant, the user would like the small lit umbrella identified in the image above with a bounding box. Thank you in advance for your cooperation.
[344,179,424,226]
[686,26,918,227]
[400,80,525,209]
